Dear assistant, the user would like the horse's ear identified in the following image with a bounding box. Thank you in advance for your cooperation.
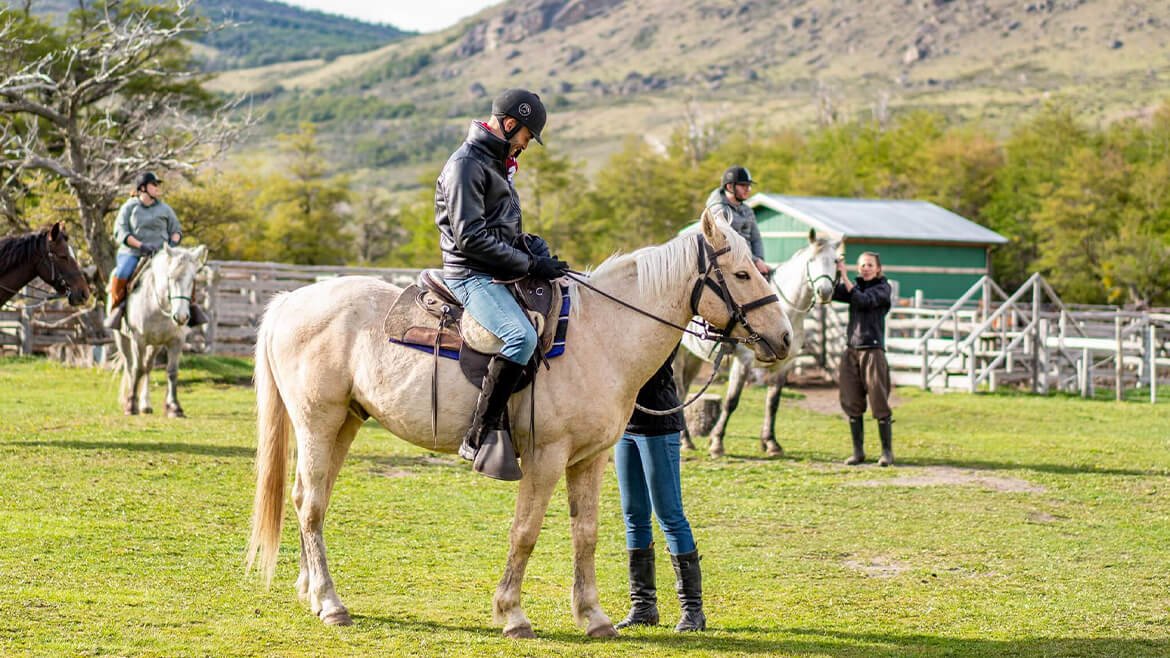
[50,222,61,241]
[808,228,816,244]
[195,245,208,264]
[700,207,728,249]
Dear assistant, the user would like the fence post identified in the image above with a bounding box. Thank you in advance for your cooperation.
[1115,316,1123,402]
[968,338,977,394]
[19,307,32,355]
[1081,346,1090,399]
[1150,324,1157,404]
[205,265,219,355]
[1038,317,1049,394]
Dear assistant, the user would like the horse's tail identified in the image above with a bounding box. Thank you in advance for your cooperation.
[246,308,291,586]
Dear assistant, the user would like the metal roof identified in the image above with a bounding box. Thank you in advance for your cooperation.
[750,194,1008,245]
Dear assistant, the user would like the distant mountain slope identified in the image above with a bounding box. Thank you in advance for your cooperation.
[11,0,410,69]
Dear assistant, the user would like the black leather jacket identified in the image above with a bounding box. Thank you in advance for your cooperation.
[625,345,685,436]
[833,276,892,350]
[435,122,532,280]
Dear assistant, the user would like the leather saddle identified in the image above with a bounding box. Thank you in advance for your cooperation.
[384,269,565,390]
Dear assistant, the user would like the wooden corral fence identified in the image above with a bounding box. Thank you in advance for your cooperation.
[0,262,423,360]
[201,260,421,356]
[804,273,1170,402]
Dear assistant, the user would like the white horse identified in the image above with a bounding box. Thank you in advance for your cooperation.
[246,210,792,637]
[679,229,841,457]
[113,244,207,417]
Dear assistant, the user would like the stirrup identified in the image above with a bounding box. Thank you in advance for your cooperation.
[472,429,523,481]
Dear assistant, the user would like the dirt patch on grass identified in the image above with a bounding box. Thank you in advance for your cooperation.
[788,384,905,416]
[843,556,910,578]
[848,465,1045,493]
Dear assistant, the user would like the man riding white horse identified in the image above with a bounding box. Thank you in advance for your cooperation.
[104,171,208,330]
[435,89,570,481]
[705,166,770,278]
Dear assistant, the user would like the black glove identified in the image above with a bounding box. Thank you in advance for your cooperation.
[138,240,162,256]
[529,256,570,280]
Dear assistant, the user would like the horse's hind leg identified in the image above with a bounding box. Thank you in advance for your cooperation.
[760,370,786,457]
[709,355,750,458]
[565,451,617,638]
[291,407,361,626]
[114,332,137,415]
[494,445,566,638]
[163,338,185,418]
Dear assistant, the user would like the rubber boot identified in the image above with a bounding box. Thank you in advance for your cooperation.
[103,276,129,329]
[877,416,894,467]
[844,415,865,465]
[188,303,210,327]
[670,550,706,632]
[459,356,525,481]
[615,546,658,629]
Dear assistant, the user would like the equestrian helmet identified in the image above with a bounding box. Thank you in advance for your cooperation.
[491,88,546,145]
[135,171,162,190]
[721,166,756,188]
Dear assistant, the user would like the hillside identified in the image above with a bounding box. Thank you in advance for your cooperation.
[12,0,410,69]
[206,0,1170,189]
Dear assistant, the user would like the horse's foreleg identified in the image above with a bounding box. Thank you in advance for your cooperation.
[163,339,184,418]
[494,447,566,638]
[760,370,785,457]
[709,356,750,458]
[565,451,617,638]
[291,407,360,626]
[138,345,158,414]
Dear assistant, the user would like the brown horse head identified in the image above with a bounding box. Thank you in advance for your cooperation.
[37,222,90,306]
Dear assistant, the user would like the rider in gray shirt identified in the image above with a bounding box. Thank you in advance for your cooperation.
[705,166,770,277]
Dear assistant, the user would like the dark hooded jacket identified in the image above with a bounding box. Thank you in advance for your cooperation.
[435,122,532,280]
[833,276,892,350]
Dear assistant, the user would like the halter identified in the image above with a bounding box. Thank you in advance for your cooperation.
[145,255,195,313]
[773,248,840,314]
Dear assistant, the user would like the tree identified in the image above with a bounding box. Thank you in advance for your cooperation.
[0,0,246,284]
[256,123,351,265]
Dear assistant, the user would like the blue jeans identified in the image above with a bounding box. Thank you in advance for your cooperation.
[614,432,696,555]
[445,274,538,365]
[113,253,139,279]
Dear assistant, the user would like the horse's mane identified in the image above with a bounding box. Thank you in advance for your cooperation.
[591,222,750,300]
[0,229,47,273]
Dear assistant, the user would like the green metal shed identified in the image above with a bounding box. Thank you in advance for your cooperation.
[749,194,1009,300]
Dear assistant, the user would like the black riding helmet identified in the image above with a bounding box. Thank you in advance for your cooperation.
[491,88,546,145]
[135,171,161,191]
[721,166,756,189]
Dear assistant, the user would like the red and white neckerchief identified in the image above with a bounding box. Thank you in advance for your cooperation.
[476,121,519,184]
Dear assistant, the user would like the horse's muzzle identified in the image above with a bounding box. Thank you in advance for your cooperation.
[68,289,89,306]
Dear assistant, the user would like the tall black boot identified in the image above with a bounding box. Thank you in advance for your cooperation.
[615,546,658,629]
[877,416,894,467]
[670,550,706,632]
[458,356,525,481]
[187,303,210,327]
[844,416,865,465]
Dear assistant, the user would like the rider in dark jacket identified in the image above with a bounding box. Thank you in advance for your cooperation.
[436,89,569,481]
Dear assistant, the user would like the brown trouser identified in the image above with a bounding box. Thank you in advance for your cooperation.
[838,347,892,419]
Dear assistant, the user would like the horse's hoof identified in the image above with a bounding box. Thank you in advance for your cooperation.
[123,405,138,416]
[503,623,536,639]
[681,437,696,451]
[320,608,352,626]
[709,445,724,458]
[166,404,185,418]
[586,623,619,638]
[764,439,784,457]
[141,406,153,415]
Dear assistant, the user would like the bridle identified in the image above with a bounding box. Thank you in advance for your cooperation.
[0,241,84,305]
[563,233,785,415]
[774,246,840,314]
[149,255,195,316]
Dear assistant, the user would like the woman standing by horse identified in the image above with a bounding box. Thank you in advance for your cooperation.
[614,344,706,632]
[834,251,894,466]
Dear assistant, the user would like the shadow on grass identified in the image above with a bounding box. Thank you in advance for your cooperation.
[349,616,1168,655]
[883,456,1167,479]
[7,439,254,458]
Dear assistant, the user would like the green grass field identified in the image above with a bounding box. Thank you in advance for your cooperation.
[1,356,1167,657]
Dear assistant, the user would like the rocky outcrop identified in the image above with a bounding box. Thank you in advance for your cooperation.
[455,0,625,57]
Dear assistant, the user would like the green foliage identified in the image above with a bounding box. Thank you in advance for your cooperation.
[262,92,416,125]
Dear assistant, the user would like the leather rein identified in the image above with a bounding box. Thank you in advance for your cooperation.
[564,233,782,416]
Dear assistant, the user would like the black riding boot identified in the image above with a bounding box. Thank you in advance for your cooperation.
[877,416,894,467]
[458,356,525,481]
[616,546,659,629]
[188,303,210,327]
[670,550,706,632]
[845,416,865,465]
